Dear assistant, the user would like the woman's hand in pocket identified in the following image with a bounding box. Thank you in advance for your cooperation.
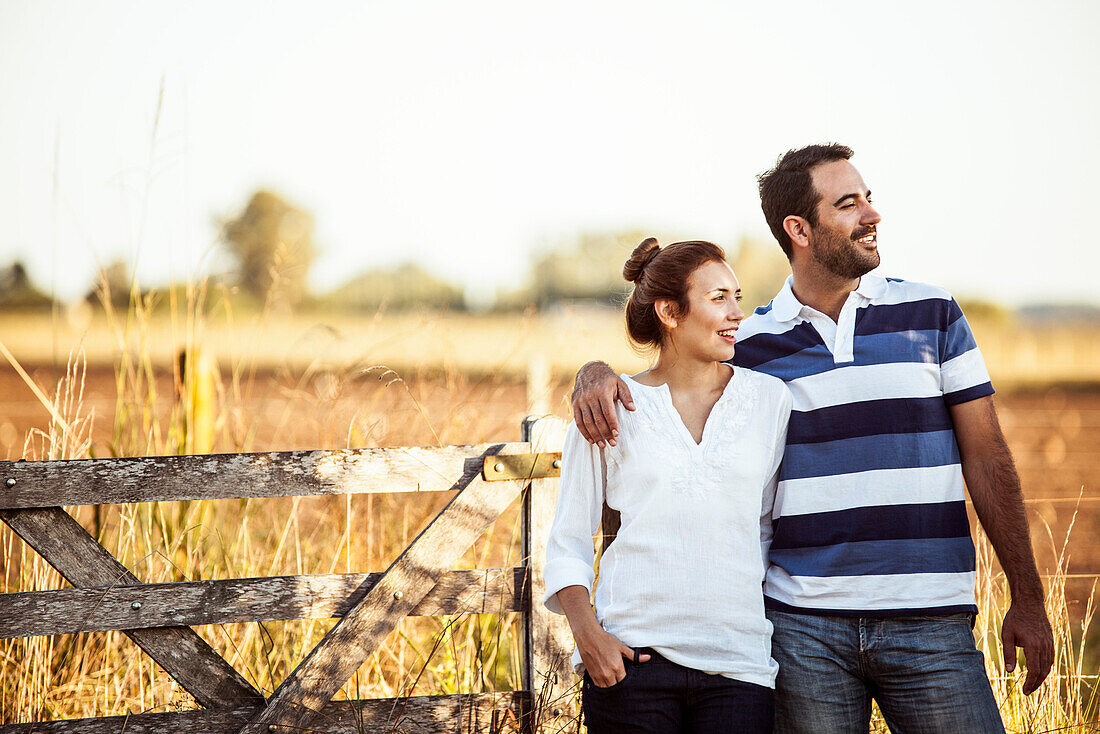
[554,584,651,687]
[575,626,650,687]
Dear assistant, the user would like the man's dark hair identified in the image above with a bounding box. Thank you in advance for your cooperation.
[757,143,854,259]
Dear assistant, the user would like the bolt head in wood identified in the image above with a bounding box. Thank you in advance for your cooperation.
[552,707,564,717]
[268,726,278,732]
[131,601,142,610]
[5,478,14,488]
[552,459,561,469]
[493,462,503,472]
[393,591,403,600]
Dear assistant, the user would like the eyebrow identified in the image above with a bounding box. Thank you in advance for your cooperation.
[710,287,742,294]
[833,190,871,207]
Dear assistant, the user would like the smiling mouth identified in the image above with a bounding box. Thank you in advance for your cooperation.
[856,233,877,246]
[717,329,737,340]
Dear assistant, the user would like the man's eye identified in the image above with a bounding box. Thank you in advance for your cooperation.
[736,296,744,303]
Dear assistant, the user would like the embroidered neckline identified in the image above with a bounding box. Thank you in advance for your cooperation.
[615,370,761,499]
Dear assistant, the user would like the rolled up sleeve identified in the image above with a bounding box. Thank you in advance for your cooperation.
[543,422,605,614]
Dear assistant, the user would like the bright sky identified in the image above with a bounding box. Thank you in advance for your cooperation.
[2,0,1098,307]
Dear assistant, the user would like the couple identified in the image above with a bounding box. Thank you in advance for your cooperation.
[543,144,1055,733]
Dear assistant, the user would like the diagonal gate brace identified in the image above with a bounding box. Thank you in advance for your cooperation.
[238,450,530,733]
[0,506,263,709]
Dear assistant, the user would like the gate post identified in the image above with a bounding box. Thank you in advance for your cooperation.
[521,415,576,733]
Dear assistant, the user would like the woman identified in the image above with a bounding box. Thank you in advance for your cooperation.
[544,238,791,733]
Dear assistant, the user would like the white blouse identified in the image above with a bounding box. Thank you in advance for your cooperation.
[543,367,792,688]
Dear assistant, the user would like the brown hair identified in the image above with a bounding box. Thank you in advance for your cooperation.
[623,237,727,351]
[757,143,854,259]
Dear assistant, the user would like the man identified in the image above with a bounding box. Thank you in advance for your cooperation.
[570,144,1053,733]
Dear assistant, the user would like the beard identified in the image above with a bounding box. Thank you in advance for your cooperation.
[809,224,881,279]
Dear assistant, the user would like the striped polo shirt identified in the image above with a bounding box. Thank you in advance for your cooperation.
[732,274,993,616]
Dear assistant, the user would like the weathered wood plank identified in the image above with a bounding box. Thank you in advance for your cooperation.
[0,443,531,508]
[0,567,526,638]
[239,469,528,732]
[0,691,529,734]
[521,417,577,734]
[0,506,263,709]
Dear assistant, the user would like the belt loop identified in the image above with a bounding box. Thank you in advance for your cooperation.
[632,648,640,664]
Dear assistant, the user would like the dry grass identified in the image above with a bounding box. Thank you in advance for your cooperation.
[0,279,539,727]
[1,278,1098,730]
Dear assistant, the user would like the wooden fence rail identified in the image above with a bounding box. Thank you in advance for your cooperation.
[0,416,575,734]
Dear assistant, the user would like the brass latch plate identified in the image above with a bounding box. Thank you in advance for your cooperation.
[482,452,562,481]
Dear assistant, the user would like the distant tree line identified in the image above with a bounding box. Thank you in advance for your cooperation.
[2,187,1057,320]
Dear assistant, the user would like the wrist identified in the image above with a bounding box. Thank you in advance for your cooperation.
[570,616,605,642]
[1010,592,1046,611]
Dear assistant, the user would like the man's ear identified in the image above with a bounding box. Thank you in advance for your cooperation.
[655,299,678,330]
[783,216,812,252]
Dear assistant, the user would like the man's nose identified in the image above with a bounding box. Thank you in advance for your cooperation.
[862,201,882,225]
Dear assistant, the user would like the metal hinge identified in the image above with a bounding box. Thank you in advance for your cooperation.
[482,452,562,481]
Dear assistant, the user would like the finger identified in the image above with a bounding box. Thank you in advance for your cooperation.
[616,378,636,411]
[1022,673,1039,695]
[572,396,589,441]
[588,398,615,447]
[618,644,651,664]
[1027,638,1054,694]
[1002,627,1016,674]
[581,404,607,448]
[603,659,626,686]
[1016,642,1042,695]
[596,394,619,445]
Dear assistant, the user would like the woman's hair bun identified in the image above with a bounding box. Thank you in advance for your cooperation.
[623,237,660,283]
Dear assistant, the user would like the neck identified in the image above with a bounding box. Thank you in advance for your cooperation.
[645,352,731,395]
[790,263,860,322]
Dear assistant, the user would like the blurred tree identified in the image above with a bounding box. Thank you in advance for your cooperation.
[729,235,791,314]
[502,231,791,312]
[325,262,466,312]
[504,230,649,309]
[219,190,315,307]
[0,261,52,310]
[86,259,134,309]
[958,298,1013,326]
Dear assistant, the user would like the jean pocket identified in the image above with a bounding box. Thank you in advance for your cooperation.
[585,664,632,691]
[907,612,974,626]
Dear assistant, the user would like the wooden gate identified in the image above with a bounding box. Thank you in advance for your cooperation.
[0,417,575,734]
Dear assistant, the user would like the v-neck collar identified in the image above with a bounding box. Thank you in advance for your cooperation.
[622,366,740,450]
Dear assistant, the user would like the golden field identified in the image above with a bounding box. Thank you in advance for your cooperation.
[1,304,1099,731]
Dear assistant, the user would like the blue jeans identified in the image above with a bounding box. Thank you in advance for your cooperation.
[582,648,774,734]
[767,610,1004,733]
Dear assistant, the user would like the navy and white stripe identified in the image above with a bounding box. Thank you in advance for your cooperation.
[733,274,993,616]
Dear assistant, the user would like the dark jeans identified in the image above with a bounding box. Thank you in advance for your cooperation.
[581,648,775,734]
[767,610,1004,734]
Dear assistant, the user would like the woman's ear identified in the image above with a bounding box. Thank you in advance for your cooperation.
[655,299,678,330]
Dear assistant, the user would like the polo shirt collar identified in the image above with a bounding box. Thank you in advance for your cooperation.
[853,273,887,300]
[769,273,888,323]
[768,276,804,323]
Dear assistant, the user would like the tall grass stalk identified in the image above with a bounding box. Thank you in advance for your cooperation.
[975,515,1098,731]
[1,272,531,726]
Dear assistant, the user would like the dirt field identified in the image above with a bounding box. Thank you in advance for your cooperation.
[3,363,1097,585]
